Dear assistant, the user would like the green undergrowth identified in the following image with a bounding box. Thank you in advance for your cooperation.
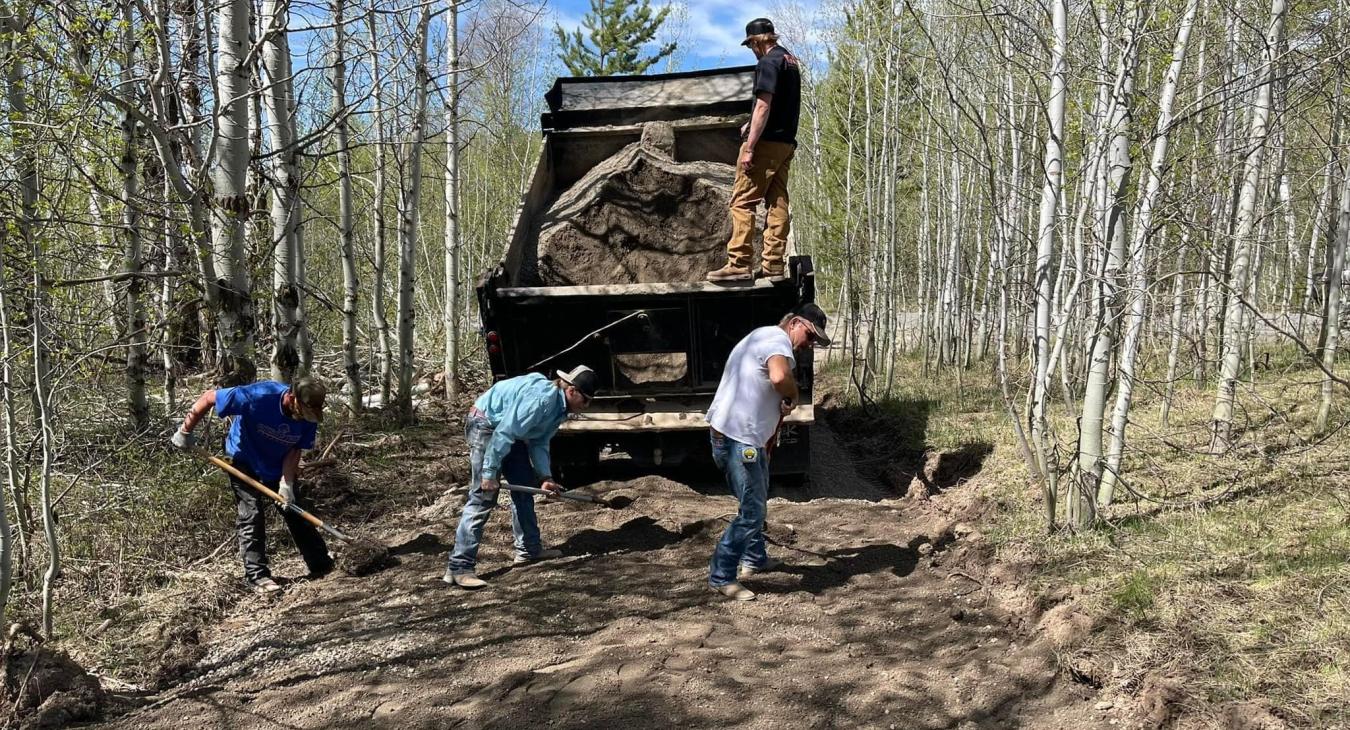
[818,349,1350,727]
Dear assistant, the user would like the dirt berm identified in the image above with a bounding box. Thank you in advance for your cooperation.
[536,121,757,286]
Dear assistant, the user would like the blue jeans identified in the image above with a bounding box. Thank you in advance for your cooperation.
[446,415,544,574]
[708,430,771,586]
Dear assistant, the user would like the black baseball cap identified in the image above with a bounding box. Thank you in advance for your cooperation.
[791,303,832,346]
[557,365,599,399]
[742,17,775,46]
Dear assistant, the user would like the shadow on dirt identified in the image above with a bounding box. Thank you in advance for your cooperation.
[391,532,452,558]
[553,516,708,557]
[761,533,958,595]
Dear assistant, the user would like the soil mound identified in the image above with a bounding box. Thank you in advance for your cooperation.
[337,537,394,576]
[1,629,103,728]
[536,122,746,285]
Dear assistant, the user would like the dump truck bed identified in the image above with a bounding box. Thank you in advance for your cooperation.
[476,66,815,479]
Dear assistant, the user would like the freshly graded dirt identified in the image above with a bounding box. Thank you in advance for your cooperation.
[535,122,754,286]
[105,423,1101,730]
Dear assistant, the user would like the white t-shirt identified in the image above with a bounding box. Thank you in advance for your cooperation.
[706,326,796,447]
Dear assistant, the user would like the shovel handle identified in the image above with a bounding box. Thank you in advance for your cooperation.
[501,482,599,504]
[192,449,352,542]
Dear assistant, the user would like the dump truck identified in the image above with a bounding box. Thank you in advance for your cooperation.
[475,66,817,483]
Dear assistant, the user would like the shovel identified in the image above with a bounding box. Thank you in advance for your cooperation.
[502,482,632,509]
[191,448,392,575]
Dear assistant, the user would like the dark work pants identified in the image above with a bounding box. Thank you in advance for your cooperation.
[228,460,333,582]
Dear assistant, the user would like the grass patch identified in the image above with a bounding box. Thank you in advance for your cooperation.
[1110,569,1159,620]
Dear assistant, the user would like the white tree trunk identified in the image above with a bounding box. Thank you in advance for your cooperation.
[443,0,461,399]
[397,5,432,421]
[1029,0,1069,530]
[333,0,361,411]
[262,0,305,381]
[1317,154,1350,430]
[1161,243,1189,426]
[1211,0,1287,451]
[1302,120,1338,338]
[1075,0,1142,525]
[0,2,19,623]
[120,1,149,429]
[1098,0,1199,505]
[369,6,393,404]
[211,0,257,384]
[176,0,222,368]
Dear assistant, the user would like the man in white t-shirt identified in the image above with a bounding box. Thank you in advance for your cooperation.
[706,302,830,601]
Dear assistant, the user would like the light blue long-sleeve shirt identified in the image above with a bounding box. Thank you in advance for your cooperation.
[474,373,569,482]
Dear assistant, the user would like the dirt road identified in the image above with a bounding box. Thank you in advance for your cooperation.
[104,425,1098,729]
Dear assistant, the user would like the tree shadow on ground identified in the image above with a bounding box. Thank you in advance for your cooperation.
[758,534,956,595]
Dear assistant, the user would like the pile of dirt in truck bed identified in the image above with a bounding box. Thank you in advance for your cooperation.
[535,122,758,286]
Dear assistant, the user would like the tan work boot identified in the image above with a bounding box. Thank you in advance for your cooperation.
[249,576,283,595]
[759,265,786,280]
[444,570,488,589]
[514,547,563,565]
[712,582,756,601]
[738,557,784,579]
[706,263,753,282]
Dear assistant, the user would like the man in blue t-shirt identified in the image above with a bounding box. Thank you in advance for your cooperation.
[171,377,333,594]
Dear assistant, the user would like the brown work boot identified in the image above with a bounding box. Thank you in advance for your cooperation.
[759,264,786,280]
[706,263,753,282]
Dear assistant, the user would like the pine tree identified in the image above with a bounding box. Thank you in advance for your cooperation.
[555,0,676,76]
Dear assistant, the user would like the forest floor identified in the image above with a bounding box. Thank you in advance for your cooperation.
[59,372,1119,730]
[21,354,1345,729]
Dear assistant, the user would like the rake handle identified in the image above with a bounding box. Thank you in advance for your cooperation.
[193,448,352,542]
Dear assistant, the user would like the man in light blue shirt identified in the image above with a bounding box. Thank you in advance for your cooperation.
[445,365,598,588]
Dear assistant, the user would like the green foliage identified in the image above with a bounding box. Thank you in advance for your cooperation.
[554,0,675,76]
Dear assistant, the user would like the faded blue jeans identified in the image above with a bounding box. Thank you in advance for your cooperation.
[708,429,771,587]
[447,414,544,575]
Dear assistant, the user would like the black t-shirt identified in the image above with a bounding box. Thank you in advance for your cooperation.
[752,45,802,146]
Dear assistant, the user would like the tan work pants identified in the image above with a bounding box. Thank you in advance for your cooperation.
[726,140,794,270]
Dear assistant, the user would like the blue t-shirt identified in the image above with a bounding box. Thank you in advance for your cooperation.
[216,381,317,481]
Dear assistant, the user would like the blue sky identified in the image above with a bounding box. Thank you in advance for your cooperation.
[548,0,822,72]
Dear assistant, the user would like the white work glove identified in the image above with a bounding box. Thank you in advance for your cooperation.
[278,478,297,506]
[170,429,196,450]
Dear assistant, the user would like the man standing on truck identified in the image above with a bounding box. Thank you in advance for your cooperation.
[170,377,333,595]
[706,17,802,283]
[444,365,599,589]
[705,304,831,601]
